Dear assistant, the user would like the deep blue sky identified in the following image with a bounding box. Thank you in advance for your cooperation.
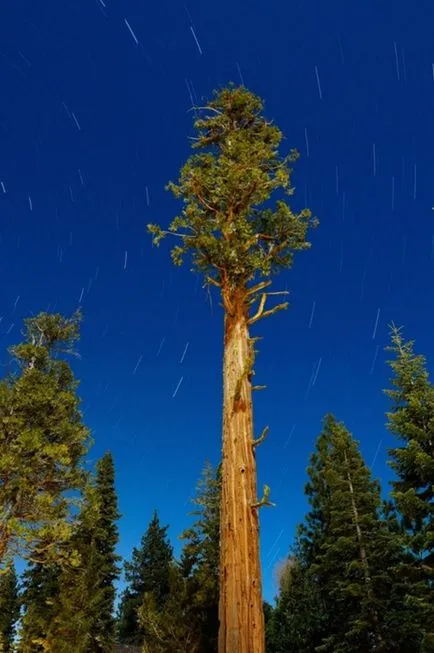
[1,0,433,602]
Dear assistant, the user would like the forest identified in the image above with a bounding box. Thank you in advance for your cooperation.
[0,86,433,653]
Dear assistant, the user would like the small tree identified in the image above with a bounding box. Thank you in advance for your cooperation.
[179,462,221,652]
[0,564,20,652]
[19,561,60,652]
[0,311,90,566]
[117,511,173,646]
[149,84,317,653]
[46,452,121,652]
[139,564,200,653]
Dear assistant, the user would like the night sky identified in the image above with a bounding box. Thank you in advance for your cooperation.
[1,0,433,602]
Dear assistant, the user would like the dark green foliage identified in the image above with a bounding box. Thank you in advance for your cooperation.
[117,511,173,646]
[148,85,317,295]
[385,325,434,563]
[45,452,121,652]
[0,564,20,652]
[385,325,434,647]
[19,561,60,652]
[90,452,121,649]
[0,311,90,566]
[274,415,422,653]
[179,461,221,653]
[269,555,328,653]
[139,563,200,653]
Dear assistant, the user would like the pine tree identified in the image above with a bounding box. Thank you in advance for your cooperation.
[90,452,121,649]
[0,564,20,652]
[45,452,121,652]
[148,84,317,653]
[179,461,221,653]
[139,563,200,653]
[117,511,173,646]
[270,553,328,653]
[0,311,90,566]
[19,562,60,652]
[385,325,434,648]
[280,415,419,653]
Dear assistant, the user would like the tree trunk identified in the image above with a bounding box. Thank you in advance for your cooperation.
[218,293,265,653]
[344,452,383,651]
[0,527,10,565]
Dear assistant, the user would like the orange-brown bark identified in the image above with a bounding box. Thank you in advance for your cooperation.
[218,293,265,653]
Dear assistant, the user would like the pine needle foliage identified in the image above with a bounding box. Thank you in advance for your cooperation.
[0,311,90,566]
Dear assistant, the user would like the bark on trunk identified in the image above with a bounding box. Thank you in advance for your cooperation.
[345,452,383,650]
[345,456,371,587]
[0,531,9,565]
[218,294,265,653]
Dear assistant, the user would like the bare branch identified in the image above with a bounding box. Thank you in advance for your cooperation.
[252,426,269,447]
[256,303,288,323]
[246,280,272,297]
[249,293,267,324]
[252,385,267,392]
[204,276,221,288]
[249,286,289,325]
[189,105,223,115]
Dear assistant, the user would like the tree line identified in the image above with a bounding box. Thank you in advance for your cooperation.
[0,311,433,651]
[0,85,433,652]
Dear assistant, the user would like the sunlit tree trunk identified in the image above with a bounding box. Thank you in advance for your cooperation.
[219,291,265,653]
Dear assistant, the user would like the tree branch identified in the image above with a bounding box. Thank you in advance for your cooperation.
[252,426,269,447]
[246,280,272,297]
[248,292,289,325]
[249,293,267,324]
[251,484,275,509]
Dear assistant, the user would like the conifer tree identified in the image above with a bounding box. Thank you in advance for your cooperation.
[0,311,90,566]
[19,561,60,652]
[269,552,327,653]
[148,84,317,653]
[0,564,20,652]
[179,461,221,652]
[279,415,420,653]
[385,325,434,648]
[117,511,173,646]
[45,452,121,652]
[139,563,200,653]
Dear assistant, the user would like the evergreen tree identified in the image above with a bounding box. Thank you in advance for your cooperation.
[179,461,221,653]
[277,415,420,653]
[139,563,200,653]
[0,311,90,566]
[19,562,60,652]
[117,511,173,646]
[92,452,121,648]
[269,553,327,653]
[149,84,317,653]
[46,452,121,652]
[0,564,20,652]
[385,325,434,649]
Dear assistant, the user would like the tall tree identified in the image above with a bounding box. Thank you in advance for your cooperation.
[385,325,434,648]
[46,452,121,652]
[179,461,221,653]
[117,511,173,646]
[284,415,419,653]
[0,564,20,652]
[0,311,90,566]
[148,84,317,653]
